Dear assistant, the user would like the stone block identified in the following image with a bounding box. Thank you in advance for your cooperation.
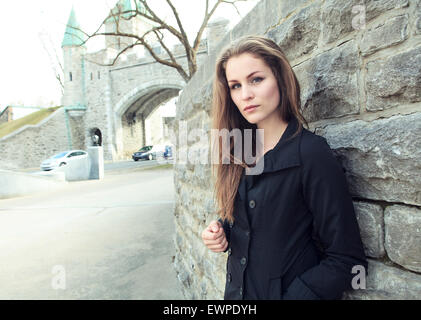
[321,0,409,45]
[366,45,421,111]
[364,0,409,21]
[261,0,309,31]
[230,0,310,40]
[415,0,421,35]
[343,289,397,300]
[416,15,421,34]
[345,259,421,299]
[191,164,211,190]
[353,202,385,258]
[361,14,409,56]
[321,0,358,44]
[384,205,421,272]
[267,2,321,61]
[277,0,309,20]
[318,113,421,206]
[231,0,267,38]
[295,41,360,122]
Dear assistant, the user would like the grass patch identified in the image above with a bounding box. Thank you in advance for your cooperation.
[0,106,61,139]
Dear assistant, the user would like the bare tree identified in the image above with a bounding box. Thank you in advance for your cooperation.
[69,0,256,82]
[39,30,65,94]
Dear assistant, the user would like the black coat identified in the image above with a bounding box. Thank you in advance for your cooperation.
[220,117,367,300]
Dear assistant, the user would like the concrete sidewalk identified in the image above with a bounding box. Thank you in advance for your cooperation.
[0,167,184,299]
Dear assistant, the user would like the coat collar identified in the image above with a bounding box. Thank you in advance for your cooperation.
[238,117,303,200]
[261,116,302,174]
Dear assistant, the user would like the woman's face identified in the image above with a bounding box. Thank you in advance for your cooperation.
[225,53,281,127]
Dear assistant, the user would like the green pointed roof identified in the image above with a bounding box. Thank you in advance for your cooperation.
[62,7,86,47]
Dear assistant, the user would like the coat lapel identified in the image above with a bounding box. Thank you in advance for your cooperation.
[238,117,303,200]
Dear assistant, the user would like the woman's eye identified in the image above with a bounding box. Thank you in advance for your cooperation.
[231,83,241,90]
[251,77,263,84]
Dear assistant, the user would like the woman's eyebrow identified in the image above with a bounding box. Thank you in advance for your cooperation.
[227,71,262,83]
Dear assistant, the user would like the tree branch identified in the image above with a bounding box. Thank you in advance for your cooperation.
[66,0,254,82]
[152,29,178,66]
[193,0,223,53]
[138,0,185,43]
[165,0,189,46]
[85,41,141,67]
[141,37,190,81]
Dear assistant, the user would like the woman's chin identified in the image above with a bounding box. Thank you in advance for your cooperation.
[243,116,260,125]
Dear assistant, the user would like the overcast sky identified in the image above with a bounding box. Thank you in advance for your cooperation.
[0,0,259,119]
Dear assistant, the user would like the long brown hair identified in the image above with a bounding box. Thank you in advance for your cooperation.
[211,35,307,223]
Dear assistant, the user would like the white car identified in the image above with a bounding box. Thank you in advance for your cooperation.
[145,144,166,160]
[40,150,88,171]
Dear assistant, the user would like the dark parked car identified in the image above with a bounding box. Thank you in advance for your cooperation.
[132,145,153,161]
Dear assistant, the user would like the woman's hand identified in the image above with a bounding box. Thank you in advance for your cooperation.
[201,220,228,253]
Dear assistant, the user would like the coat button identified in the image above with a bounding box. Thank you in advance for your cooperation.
[240,257,247,265]
[228,248,232,256]
[249,200,256,208]
[229,221,233,228]
[239,287,243,296]
[245,231,250,237]
[227,273,232,282]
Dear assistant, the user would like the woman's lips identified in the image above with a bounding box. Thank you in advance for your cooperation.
[244,105,259,113]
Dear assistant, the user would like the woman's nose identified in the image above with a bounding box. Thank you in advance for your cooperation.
[241,85,254,100]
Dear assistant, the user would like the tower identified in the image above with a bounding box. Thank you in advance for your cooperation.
[104,0,153,54]
[61,6,86,108]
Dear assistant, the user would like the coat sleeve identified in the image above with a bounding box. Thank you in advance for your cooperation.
[283,134,368,300]
[218,217,231,253]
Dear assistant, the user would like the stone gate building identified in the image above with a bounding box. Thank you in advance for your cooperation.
[60,1,220,161]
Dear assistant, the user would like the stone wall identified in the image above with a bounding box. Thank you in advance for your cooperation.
[121,114,145,158]
[173,0,421,299]
[0,108,84,170]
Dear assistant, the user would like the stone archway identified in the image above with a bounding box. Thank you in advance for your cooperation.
[113,79,184,159]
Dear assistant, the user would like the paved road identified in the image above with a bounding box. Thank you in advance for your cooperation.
[0,165,184,299]
[105,158,174,171]
[18,158,173,174]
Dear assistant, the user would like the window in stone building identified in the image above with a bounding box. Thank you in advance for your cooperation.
[90,72,93,80]
[98,71,101,80]
[152,46,161,55]
[69,72,72,81]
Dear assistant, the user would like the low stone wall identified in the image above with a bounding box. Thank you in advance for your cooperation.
[173,0,421,299]
[0,108,85,170]
[0,169,68,200]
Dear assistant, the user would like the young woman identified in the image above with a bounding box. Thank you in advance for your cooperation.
[201,36,367,300]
